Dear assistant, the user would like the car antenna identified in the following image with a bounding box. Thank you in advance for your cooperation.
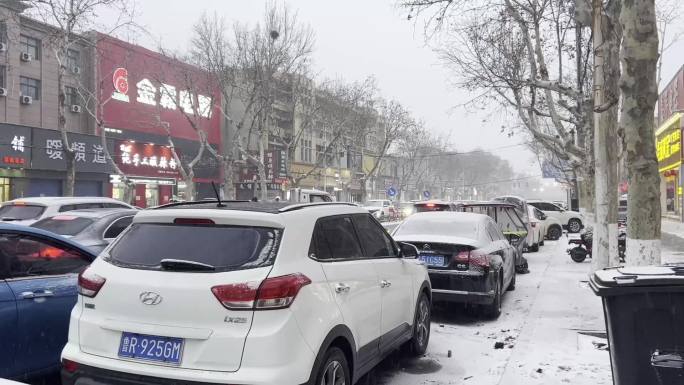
[211,181,226,207]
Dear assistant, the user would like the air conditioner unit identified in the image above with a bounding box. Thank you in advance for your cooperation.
[71,66,81,75]
[0,43,7,52]
[70,104,82,113]
[20,95,32,105]
[0,88,7,97]
[20,52,32,62]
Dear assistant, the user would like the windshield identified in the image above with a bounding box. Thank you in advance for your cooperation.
[31,216,95,236]
[395,215,478,239]
[106,224,281,272]
[0,204,46,220]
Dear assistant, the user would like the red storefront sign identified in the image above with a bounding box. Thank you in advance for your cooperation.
[114,141,180,178]
[98,34,221,145]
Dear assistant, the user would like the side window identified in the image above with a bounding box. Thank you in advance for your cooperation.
[311,216,363,260]
[75,203,104,210]
[59,204,75,212]
[352,214,397,258]
[0,233,90,279]
[104,203,130,209]
[104,216,133,239]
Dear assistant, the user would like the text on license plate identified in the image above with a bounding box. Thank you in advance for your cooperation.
[118,332,184,364]
[419,254,445,266]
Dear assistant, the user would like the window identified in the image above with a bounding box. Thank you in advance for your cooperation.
[0,204,45,220]
[487,222,504,241]
[67,49,80,69]
[20,77,40,100]
[32,216,94,236]
[353,214,397,258]
[103,216,133,239]
[0,233,90,279]
[19,34,40,60]
[103,203,131,209]
[300,139,312,163]
[0,22,6,44]
[107,224,281,272]
[0,65,5,88]
[310,216,363,260]
[65,86,79,106]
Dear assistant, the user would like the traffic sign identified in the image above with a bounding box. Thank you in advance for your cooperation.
[423,190,431,198]
[387,186,397,197]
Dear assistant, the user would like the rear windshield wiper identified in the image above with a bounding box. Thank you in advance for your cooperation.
[160,259,216,272]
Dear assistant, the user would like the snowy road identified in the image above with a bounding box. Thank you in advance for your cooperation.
[360,236,613,385]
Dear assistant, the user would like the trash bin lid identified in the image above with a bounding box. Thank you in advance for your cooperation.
[590,265,684,296]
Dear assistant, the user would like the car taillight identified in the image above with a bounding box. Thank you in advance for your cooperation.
[453,251,470,262]
[212,273,311,310]
[78,268,106,298]
[62,358,79,373]
[469,251,491,268]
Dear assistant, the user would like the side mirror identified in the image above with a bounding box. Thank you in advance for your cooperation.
[540,214,547,220]
[398,242,419,259]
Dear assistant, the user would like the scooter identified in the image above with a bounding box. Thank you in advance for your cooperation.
[567,224,626,263]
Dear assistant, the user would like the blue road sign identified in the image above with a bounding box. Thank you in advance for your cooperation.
[387,186,397,197]
[423,190,431,199]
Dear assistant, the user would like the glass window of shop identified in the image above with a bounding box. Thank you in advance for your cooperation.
[145,185,159,207]
[0,178,10,202]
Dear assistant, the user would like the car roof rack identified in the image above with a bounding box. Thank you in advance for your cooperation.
[152,199,251,210]
[151,199,359,214]
[278,202,359,213]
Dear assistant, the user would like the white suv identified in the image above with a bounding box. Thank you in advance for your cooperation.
[528,200,584,233]
[61,201,431,385]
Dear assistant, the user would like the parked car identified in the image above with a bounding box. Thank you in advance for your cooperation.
[526,206,546,251]
[392,211,516,318]
[398,201,417,219]
[536,208,563,240]
[553,200,568,210]
[453,201,529,273]
[528,199,584,233]
[61,201,431,385]
[413,200,456,213]
[363,199,395,220]
[0,224,97,381]
[0,197,135,226]
[287,188,333,203]
[31,209,138,254]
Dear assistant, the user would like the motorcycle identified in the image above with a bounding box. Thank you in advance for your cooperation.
[567,224,626,263]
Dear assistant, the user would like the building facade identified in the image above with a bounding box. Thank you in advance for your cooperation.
[656,65,684,220]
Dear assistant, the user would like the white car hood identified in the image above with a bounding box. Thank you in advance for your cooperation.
[393,233,482,248]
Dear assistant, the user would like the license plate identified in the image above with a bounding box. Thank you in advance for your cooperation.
[118,332,184,364]
[419,254,445,267]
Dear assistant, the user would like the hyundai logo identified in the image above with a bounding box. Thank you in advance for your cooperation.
[139,291,163,305]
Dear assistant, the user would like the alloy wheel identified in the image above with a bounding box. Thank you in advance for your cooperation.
[568,219,581,233]
[416,298,430,348]
[320,360,346,385]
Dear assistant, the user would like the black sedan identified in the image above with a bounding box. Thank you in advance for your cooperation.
[392,211,517,318]
[31,209,138,254]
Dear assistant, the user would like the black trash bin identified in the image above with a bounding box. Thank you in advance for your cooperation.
[590,265,684,385]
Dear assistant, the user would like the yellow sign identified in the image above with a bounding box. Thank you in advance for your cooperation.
[656,114,682,172]
[679,186,683,196]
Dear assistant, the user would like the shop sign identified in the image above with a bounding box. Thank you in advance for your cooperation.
[0,124,31,168]
[115,140,180,178]
[31,128,111,173]
[110,174,176,186]
[237,182,282,191]
[656,114,682,172]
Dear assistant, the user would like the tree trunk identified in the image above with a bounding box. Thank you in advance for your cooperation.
[184,175,196,201]
[592,0,622,271]
[620,0,662,265]
[257,136,268,201]
[223,158,236,200]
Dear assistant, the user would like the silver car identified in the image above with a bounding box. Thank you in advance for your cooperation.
[30,209,138,254]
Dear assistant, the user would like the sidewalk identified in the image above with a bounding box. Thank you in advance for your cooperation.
[660,218,684,263]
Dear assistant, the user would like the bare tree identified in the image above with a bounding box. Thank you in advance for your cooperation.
[620,0,662,264]
[22,0,136,196]
[656,0,684,86]
[364,99,414,199]
[394,123,441,201]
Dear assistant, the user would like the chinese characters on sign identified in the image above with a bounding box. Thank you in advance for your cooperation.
[115,141,180,178]
[656,117,682,171]
[119,144,177,170]
[11,136,25,152]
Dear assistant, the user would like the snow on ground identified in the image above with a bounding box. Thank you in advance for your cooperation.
[360,236,613,385]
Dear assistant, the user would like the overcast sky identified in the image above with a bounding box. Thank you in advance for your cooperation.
[125,0,684,196]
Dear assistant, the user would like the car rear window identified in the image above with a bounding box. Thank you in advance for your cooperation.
[105,223,281,272]
[0,204,46,220]
[396,216,478,238]
[32,216,95,236]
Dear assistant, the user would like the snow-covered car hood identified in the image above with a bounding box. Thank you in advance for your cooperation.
[392,233,482,248]
[363,207,381,212]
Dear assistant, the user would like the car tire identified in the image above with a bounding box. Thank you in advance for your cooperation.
[547,226,562,240]
[507,270,516,291]
[313,347,351,385]
[405,292,430,356]
[530,243,539,252]
[483,273,502,319]
[540,239,545,246]
[568,218,582,233]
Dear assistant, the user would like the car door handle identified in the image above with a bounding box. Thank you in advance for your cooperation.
[380,280,392,288]
[21,290,54,299]
[335,283,351,294]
